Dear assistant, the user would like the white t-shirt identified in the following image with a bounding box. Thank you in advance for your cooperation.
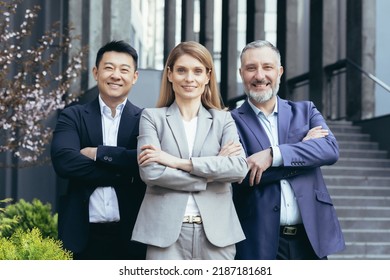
[182,117,201,217]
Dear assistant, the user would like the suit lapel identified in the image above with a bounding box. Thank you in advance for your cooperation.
[277,97,292,145]
[166,102,190,159]
[83,98,103,146]
[237,100,271,149]
[117,100,141,147]
[192,105,212,157]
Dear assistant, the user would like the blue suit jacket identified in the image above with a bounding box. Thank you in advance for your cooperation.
[231,97,345,259]
[51,97,146,259]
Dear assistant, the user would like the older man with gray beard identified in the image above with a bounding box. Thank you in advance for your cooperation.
[231,40,345,260]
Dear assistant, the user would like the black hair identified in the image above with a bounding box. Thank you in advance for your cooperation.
[95,40,138,70]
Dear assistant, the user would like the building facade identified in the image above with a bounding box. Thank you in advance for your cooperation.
[1,0,388,214]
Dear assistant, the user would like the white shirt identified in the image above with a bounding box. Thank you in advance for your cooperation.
[88,95,125,223]
[248,99,302,226]
[182,117,201,217]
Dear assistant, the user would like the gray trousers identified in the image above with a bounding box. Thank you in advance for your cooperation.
[146,223,236,260]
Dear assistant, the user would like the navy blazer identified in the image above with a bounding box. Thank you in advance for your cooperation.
[231,97,345,259]
[51,97,146,259]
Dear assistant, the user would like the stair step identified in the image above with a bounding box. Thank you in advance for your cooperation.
[332,195,390,207]
[337,141,378,150]
[328,186,390,196]
[329,254,390,260]
[339,149,388,158]
[327,120,355,125]
[329,125,362,133]
[327,120,354,125]
[333,242,390,256]
[333,158,390,168]
[341,229,390,242]
[324,175,390,186]
[322,166,390,177]
[334,206,390,217]
[338,217,390,229]
[334,133,371,142]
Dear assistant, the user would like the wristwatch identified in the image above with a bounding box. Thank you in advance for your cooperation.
[269,146,273,158]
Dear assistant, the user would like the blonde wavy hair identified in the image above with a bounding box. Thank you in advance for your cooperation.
[156,41,224,110]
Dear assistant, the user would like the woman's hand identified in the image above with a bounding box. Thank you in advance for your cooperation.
[218,140,242,156]
[138,144,192,172]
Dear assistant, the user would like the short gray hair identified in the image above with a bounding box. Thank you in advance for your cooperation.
[240,40,281,66]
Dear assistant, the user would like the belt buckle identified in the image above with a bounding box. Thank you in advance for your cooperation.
[193,216,202,224]
[183,215,202,224]
[283,226,297,235]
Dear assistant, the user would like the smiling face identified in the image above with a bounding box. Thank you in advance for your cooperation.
[167,54,210,104]
[239,47,283,105]
[93,51,138,108]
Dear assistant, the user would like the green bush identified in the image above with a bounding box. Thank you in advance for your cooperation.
[0,228,72,260]
[0,198,72,260]
[0,198,58,239]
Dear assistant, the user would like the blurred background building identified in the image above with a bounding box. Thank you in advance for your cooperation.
[1,0,390,259]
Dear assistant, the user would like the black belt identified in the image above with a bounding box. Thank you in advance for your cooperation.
[280,224,305,236]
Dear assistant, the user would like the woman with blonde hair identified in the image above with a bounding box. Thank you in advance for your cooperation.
[131,41,248,260]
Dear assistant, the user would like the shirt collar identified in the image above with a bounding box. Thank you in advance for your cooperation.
[98,95,126,117]
[248,97,278,117]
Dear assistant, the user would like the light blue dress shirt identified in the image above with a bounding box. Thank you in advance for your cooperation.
[248,99,302,226]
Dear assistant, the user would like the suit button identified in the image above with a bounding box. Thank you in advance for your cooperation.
[104,156,108,160]
[108,157,112,162]
[273,206,280,212]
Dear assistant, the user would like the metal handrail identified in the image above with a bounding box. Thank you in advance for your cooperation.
[346,59,390,93]
[287,58,390,94]
[324,58,390,93]
[286,72,310,94]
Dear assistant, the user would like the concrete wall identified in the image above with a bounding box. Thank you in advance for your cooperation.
[375,0,390,117]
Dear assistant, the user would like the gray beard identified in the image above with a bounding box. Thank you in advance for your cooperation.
[247,83,279,104]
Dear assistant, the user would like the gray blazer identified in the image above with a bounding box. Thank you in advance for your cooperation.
[131,102,248,248]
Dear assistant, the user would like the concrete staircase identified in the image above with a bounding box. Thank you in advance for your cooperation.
[322,120,390,259]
